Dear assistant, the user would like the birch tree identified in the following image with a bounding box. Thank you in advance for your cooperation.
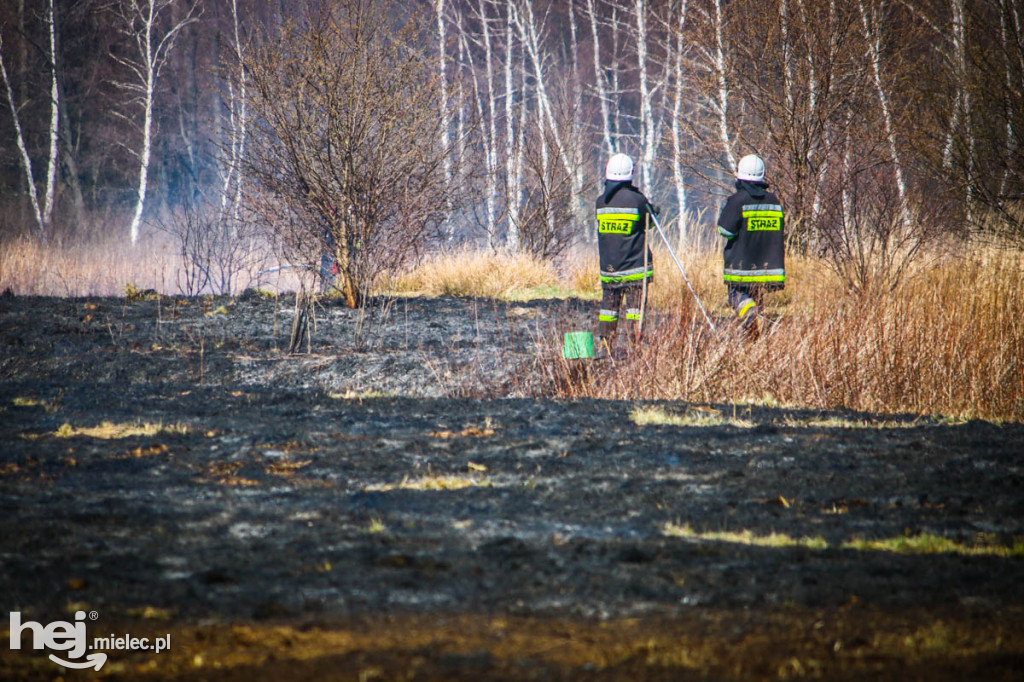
[667,0,690,241]
[219,0,246,234]
[858,0,912,228]
[436,0,455,242]
[503,0,522,250]
[0,0,59,239]
[634,0,656,191]
[111,0,200,245]
[698,0,736,174]
[41,0,58,232]
[511,0,587,237]
[456,1,500,247]
[586,0,614,156]
[895,0,974,219]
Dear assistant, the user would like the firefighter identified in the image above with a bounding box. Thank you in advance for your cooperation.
[595,153,654,357]
[716,154,785,338]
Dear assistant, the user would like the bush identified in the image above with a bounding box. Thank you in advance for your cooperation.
[242,1,457,307]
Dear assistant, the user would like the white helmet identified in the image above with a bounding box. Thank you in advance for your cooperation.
[605,153,634,182]
[736,154,766,182]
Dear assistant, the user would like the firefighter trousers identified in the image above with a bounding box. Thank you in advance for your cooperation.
[727,284,768,338]
[598,284,644,341]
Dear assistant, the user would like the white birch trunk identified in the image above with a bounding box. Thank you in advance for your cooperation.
[115,0,198,245]
[669,0,689,245]
[436,0,454,241]
[480,0,498,248]
[42,0,59,228]
[459,7,498,248]
[220,0,246,237]
[231,0,246,232]
[514,0,586,233]
[509,3,553,238]
[504,1,520,251]
[538,92,555,243]
[586,0,614,155]
[842,109,854,227]
[569,0,580,86]
[781,0,795,111]
[951,0,974,220]
[456,16,466,172]
[1000,0,1021,198]
[0,34,44,235]
[859,0,911,228]
[127,0,156,245]
[712,0,736,172]
[634,0,655,192]
[941,0,966,171]
[514,41,527,248]
[611,7,621,145]
[804,0,827,225]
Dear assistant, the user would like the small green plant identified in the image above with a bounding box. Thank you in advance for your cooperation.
[367,517,387,533]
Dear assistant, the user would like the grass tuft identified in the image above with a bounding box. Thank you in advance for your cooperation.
[365,473,491,492]
[631,405,756,429]
[841,533,1024,557]
[395,249,559,300]
[664,523,1024,557]
[52,421,190,439]
[663,522,828,550]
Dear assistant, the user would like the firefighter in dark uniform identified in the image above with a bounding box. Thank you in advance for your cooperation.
[717,154,785,337]
[595,153,653,356]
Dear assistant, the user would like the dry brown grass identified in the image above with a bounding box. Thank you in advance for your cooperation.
[395,248,560,299]
[4,232,1020,420]
[0,234,181,296]
[539,247,1024,422]
[0,232,300,297]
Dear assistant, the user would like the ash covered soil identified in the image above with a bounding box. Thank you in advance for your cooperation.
[1,292,1023,680]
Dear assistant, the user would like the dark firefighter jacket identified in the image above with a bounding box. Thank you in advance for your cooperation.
[717,179,785,288]
[596,181,653,288]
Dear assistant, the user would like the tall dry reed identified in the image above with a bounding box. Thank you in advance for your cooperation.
[0,235,181,296]
[0,233,303,297]
[538,249,1023,422]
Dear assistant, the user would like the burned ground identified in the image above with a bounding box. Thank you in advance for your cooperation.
[1,293,1022,680]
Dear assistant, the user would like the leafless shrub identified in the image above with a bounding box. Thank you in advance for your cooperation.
[241,0,459,309]
[815,167,937,293]
[157,193,268,296]
[514,92,589,260]
[528,250,1024,422]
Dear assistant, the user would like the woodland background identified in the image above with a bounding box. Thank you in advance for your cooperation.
[1,0,1022,297]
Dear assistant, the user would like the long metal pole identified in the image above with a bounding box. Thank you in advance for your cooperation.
[638,212,649,341]
[649,211,717,331]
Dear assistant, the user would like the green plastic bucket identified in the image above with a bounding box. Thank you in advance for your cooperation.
[562,331,594,359]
